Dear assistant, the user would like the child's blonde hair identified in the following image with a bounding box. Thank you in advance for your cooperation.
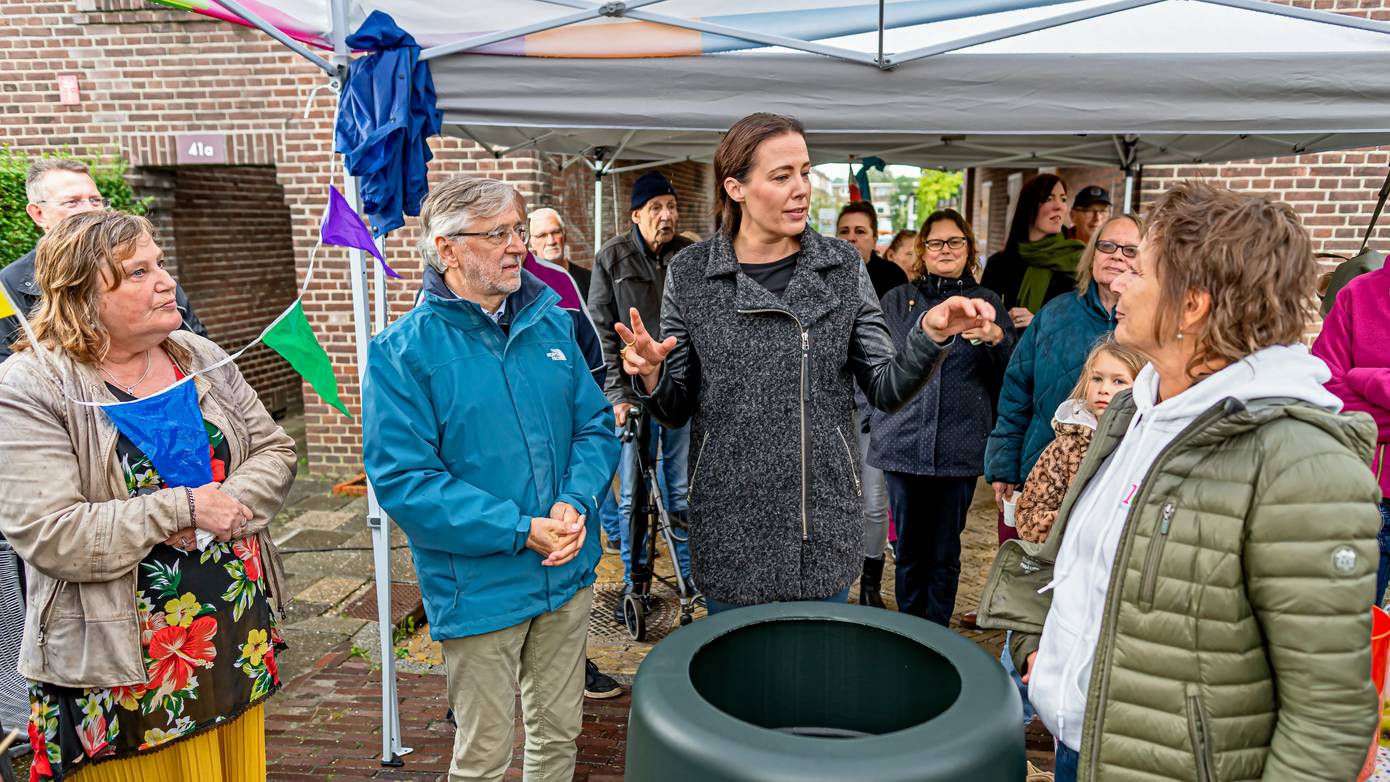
[1067,337,1148,402]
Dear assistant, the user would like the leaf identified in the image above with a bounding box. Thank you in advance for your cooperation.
[140,559,181,600]
[197,602,217,617]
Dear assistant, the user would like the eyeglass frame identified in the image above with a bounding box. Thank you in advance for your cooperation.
[35,196,110,210]
[923,237,968,252]
[449,223,530,246]
[1095,239,1139,259]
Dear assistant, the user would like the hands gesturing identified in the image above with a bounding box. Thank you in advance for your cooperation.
[920,296,1000,344]
[614,308,677,393]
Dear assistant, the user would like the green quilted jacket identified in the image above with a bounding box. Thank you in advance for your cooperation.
[978,390,1382,781]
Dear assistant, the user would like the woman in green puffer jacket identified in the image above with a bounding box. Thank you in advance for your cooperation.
[978,181,1382,782]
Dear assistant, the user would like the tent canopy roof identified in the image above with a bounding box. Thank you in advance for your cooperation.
[194,0,1390,168]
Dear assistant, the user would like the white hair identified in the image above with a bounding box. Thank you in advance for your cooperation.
[417,177,524,273]
[528,207,565,232]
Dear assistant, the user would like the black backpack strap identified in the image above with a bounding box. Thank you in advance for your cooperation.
[1362,165,1390,255]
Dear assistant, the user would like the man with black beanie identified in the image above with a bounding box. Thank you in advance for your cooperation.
[588,171,695,620]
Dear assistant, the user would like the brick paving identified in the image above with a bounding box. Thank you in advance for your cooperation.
[265,647,630,781]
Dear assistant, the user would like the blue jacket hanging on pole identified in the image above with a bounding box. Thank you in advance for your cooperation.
[335,10,443,237]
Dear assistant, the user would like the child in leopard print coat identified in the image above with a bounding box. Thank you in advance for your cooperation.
[1016,339,1147,543]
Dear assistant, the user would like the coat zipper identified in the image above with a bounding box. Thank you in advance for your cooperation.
[738,307,811,541]
[1078,401,1234,779]
[689,431,711,495]
[835,426,862,497]
[35,580,66,666]
[1137,502,1176,612]
[1186,684,1217,782]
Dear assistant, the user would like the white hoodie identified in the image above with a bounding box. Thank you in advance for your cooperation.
[1029,344,1344,751]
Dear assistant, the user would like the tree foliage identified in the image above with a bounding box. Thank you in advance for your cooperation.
[0,148,149,269]
[915,170,964,224]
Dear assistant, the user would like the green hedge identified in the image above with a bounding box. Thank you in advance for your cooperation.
[0,148,150,269]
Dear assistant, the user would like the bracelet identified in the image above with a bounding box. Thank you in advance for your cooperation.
[186,487,197,527]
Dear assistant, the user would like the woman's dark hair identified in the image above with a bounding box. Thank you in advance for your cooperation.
[1003,174,1066,254]
[837,200,878,228]
[913,209,980,280]
[714,112,806,236]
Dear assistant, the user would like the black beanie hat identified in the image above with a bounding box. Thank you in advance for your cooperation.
[630,171,677,211]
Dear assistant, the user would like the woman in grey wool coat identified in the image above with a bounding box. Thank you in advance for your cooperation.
[615,113,998,614]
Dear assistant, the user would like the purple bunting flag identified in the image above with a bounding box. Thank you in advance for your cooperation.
[322,185,400,278]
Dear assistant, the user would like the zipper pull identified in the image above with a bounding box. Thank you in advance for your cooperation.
[1158,503,1174,535]
[801,330,811,402]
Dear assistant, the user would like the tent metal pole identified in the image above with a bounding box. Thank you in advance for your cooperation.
[623,10,880,66]
[604,157,692,176]
[419,0,669,61]
[1197,0,1390,34]
[329,0,408,767]
[889,0,1162,66]
[594,172,604,261]
[877,0,886,69]
[211,0,334,74]
[1122,173,1135,212]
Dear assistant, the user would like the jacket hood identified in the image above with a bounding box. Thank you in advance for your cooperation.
[1131,343,1342,423]
[1052,398,1098,432]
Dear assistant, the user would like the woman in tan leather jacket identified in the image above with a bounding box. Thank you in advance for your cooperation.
[0,211,296,781]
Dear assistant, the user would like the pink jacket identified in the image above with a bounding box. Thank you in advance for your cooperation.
[1313,265,1390,497]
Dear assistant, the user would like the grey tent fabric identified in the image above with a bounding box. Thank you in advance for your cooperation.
[435,50,1390,168]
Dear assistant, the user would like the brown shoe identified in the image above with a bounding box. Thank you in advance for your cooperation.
[959,610,978,629]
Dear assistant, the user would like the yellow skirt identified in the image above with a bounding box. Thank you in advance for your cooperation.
[75,703,265,782]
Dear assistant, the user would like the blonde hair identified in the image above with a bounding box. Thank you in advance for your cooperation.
[1145,181,1316,376]
[1075,212,1145,294]
[14,210,187,366]
[1067,337,1148,402]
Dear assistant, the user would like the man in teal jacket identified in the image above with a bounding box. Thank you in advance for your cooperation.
[363,176,619,782]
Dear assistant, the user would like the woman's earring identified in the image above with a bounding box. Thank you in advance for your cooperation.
[1176,331,1184,340]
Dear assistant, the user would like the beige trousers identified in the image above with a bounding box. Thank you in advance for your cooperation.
[441,589,592,782]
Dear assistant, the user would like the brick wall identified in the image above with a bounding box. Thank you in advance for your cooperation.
[0,0,551,474]
[171,166,301,415]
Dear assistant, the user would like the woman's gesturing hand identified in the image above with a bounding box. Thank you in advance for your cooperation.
[614,308,678,393]
[190,482,254,542]
[920,296,999,343]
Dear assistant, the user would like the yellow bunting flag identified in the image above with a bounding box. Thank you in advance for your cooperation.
[0,286,16,320]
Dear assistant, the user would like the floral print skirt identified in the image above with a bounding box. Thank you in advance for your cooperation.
[27,537,282,781]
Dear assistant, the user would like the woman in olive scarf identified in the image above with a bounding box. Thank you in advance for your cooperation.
[981,174,1085,331]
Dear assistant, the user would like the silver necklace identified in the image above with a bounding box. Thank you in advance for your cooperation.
[100,349,153,395]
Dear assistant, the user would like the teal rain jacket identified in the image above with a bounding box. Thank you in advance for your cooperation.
[364,267,619,640]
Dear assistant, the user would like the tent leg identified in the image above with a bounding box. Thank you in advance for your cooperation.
[341,173,412,767]
[1122,170,1135,212]
[594,172,604,258]
[327,1,409,768]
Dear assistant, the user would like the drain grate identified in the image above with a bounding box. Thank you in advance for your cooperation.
[588,581,701,646]
[343,581,423,626]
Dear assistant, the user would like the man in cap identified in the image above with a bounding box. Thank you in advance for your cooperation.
[588,171,695,620]
[1066,185,1112,245]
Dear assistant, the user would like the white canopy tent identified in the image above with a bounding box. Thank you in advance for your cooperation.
[191,0,1390,768]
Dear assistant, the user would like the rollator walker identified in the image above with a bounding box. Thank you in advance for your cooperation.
[619,405,700,640]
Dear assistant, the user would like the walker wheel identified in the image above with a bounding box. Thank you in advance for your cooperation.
[623,592,647,641]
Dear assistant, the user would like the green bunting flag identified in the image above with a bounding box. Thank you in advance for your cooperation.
[263,300,352,419]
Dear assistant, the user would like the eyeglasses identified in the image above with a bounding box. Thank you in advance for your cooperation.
[1096,239,1139,259]
[923,237,967,252]
[451,224,529,246]
[38,197,109,210]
